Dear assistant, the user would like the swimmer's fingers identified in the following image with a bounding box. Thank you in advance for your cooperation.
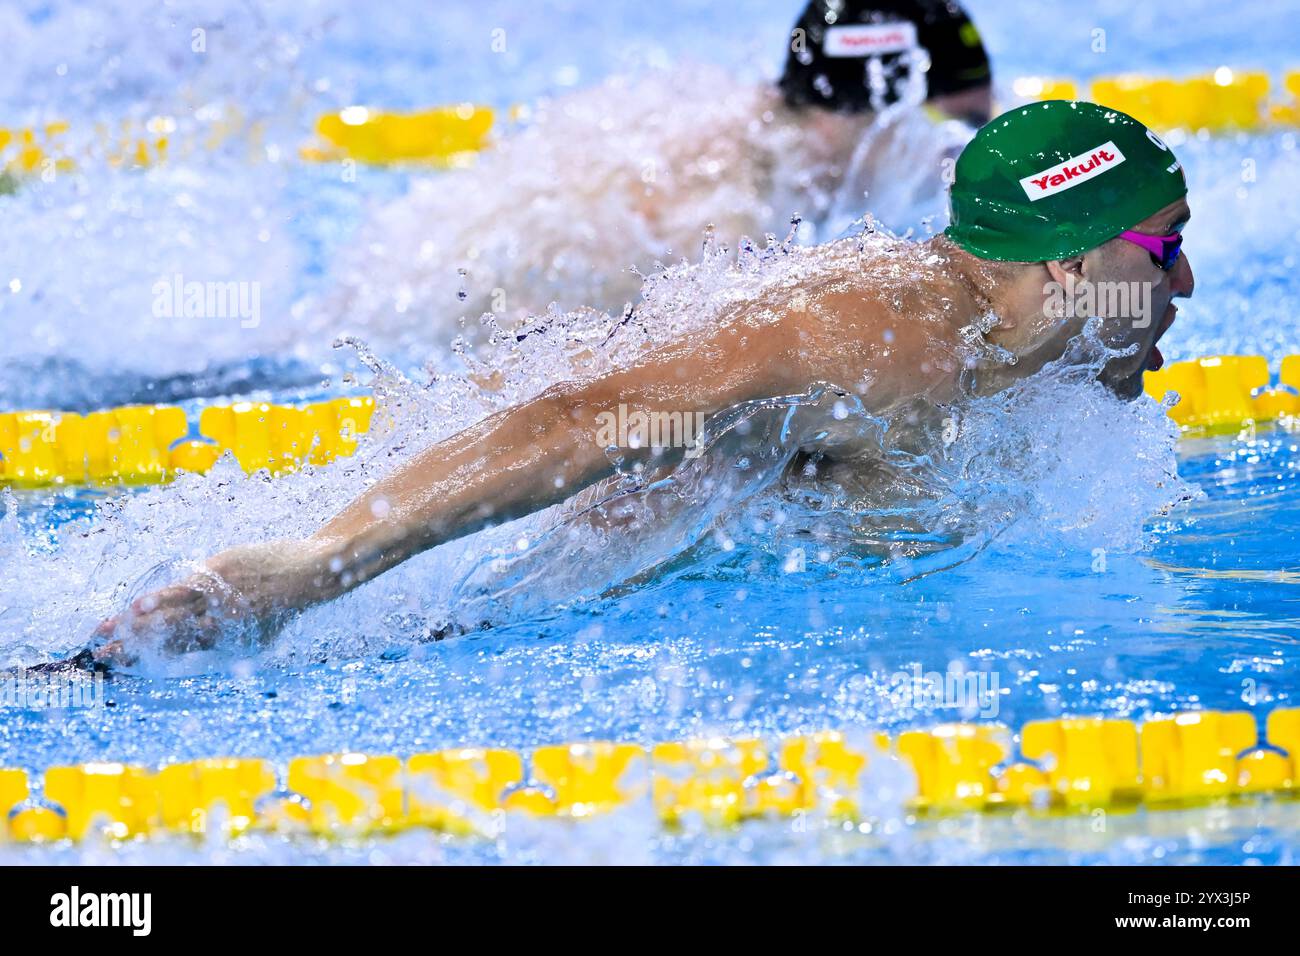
[91,543,298,663]
[92,614,121,640]
[138,581,234,654]
[90,637,132,670]
[95,580,229,659]
[128,581,209,619]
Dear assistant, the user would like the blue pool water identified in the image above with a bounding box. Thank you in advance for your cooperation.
[2,0,1300,863]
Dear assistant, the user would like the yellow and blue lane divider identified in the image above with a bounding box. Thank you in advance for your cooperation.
[0,103,498,177]
[1142,353,1300,432]
[0,396,373,488]
[299,103,496,168]
[1,116,172,178]
[1,708,1297,843]
[1018,66,1300,134]
[2,353,1297,489]
[4,65,1300,176]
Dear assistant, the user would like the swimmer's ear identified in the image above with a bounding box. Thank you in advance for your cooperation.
[1043,256,1086,286]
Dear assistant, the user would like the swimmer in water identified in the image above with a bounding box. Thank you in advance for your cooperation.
[326,0,991,357]
[779,0,991,126]
[84,100,1193,669]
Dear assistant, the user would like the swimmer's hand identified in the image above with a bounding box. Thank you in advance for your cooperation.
[91,540,333,667]
[87,283,900,665]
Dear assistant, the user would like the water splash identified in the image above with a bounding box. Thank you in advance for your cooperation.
[1,230,1195,673]
[317,64,969,366]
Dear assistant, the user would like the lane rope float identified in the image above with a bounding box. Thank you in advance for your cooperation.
[2,353,1296,489]
[1,707,1296,843]
[0,396,373,488]
[299,103,497,168]
[3,66,1299,176]
[1016,66,1300,134]
[1142,353,1300,432]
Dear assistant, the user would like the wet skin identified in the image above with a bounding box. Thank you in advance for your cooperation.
[92,199,1192,665]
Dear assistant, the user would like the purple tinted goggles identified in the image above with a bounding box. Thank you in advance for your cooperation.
[1119,229,1183,271]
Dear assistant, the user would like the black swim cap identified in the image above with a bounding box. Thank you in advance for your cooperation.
[779,0,990,113]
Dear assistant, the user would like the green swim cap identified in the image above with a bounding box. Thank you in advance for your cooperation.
[945,100,1187,262]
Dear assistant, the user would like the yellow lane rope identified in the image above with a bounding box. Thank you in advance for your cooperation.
[3,66,1299,175]
[0,396,373,488]
[299,103,496,168]
[1017,66,1300,132]
[0,708,1296,842]
[1,353,1295,489]
[1143,354,1300,432]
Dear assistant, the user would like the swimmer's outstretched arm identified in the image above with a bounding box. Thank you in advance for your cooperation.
[92,300,851,664]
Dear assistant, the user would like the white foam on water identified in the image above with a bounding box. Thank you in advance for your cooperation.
[0,229,1196,674]
[0,0,1280,867]
[0,0,1203,681]
[1,160,305,384]
[1,58,965,406]
[4,0,1300,405]
[318,63,970,367]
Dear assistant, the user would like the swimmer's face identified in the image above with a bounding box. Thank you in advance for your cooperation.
[1057,198,1195,399]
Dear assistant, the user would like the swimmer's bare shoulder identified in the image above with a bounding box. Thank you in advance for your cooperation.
[773,243,971,406]
[89,242,969,666]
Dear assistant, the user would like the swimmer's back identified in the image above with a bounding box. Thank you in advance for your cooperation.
[753,238,976,409]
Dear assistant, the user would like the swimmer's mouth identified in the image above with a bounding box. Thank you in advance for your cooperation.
[1146,304,1178,372]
